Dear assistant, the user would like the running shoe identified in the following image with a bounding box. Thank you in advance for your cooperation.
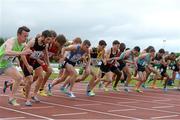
[31,96,40,103]
[38,89,48,96]
[67,92,76,98]
[8,98,20,106]
[25,101,32,106]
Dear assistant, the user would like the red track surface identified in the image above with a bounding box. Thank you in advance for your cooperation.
[1,75,180,119]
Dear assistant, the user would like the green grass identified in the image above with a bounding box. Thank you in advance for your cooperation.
[48,67,180,89]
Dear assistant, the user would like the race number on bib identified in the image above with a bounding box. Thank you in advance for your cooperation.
[30,51,44,59]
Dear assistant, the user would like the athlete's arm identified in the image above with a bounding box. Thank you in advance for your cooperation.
[44,46,50,65]
[60,45,77,58]
[20,40,34,70]
[4,38,31,56]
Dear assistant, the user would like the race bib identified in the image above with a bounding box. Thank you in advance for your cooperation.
[30,51,44,59]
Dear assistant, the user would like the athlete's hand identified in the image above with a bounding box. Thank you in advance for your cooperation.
[22,49,32,55]
[27,65,33,73]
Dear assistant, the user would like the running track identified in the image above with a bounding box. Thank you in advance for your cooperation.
[1,75,180,119]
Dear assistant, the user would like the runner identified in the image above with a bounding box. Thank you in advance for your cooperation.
[114,46,140,92]
[48,40,91,97]
[75,40,107,96]
[0,26,32,106]
[19,30,52,105]
[159,52,176,92]
[36,31,67,96]
[134,47,155,93]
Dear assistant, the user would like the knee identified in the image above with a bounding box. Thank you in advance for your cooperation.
[47,67,53,74]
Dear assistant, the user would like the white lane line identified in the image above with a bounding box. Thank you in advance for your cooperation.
[0,117,25,120]
[62,90,176,106]
[21,106,54,110]
[151,115,179,119]
[153,99,170,102]
[74,103,101,107]
[0,106,53,120]
[152,106,174,109]
[41,101,140,120]
[117,101,138,104]
[1,94,141,119]
[52,112,87,116]
[108,109,136,112]
[51,92,180,115]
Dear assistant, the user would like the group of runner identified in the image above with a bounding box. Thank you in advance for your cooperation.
[1,26,180,106]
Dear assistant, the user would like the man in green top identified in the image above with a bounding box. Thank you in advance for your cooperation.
[0,26,32,106]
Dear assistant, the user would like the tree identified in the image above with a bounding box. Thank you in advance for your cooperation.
[0,37,5,46]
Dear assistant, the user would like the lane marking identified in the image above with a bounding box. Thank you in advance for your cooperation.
[74,103,101,106]
[50,92,180,115]
[151,115,179,119]
[21,106,54,110]
[0,117,25,120]
[1,94,141,119]
[117,101,138,104]
[108,109,136,112]
[0,106,53,120]
[152,106,174,109]
[52,112,87,116]
[153,99,170,102]
[41,101,140,119]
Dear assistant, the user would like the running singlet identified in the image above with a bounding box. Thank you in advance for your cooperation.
[29,38,46,60]
[0,38,24,68]
[48,42,58,58]
[66,45,85,63]
[90,47,104,66]
[107,48,119,66]
[119,50,133,61]
[137,53,151,66]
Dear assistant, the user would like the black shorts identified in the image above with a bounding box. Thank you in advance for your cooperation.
[117,61,126,71]
[172,64,179,72]
[100,62,118,73]
[62,58,76,68]
[160,65,167,77]
[137,64,145,72]
[20,58,41,77]
[100,62,110,73]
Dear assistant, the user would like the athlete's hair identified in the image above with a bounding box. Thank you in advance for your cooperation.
[42,30,52,38]
[149,48,155,53]
[83,40,91,46]
[17,26,30,35]
[112,40,120,45]
[50,30,57,38]
[119,43,126,52]
[170,52,176,56]
[158,48,165,54]
[73,37,82,44]
[146,46,154,52]
[99,40,107,46]
[55,34,67,46]
[134,46,140,52]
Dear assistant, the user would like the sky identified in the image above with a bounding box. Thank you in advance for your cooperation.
[0,0,180,52]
